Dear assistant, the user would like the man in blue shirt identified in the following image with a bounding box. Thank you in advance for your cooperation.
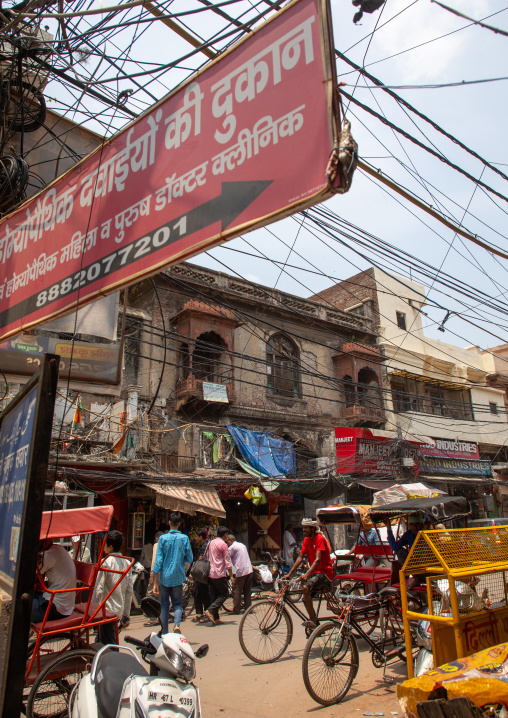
[153,512,193,634]
[385,514,424,558]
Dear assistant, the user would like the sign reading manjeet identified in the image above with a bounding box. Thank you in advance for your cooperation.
[0,0,340,341]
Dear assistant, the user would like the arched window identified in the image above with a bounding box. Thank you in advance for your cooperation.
[193,331,227,383]
[342,375,356,407]
[357,367,383,410]
[267,334,300,397]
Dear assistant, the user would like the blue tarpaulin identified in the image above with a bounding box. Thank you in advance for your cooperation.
[226,425,296,478]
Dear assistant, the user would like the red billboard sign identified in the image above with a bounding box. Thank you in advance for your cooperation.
[421,439,479,460]
[335,427,422,477]
[0,0,340,341]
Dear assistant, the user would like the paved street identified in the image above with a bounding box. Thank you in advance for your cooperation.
[121,611,407,718]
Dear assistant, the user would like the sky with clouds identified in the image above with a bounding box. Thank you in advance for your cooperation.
[187,0,508,352]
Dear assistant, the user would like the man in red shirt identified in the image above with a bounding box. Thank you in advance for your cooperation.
[285,517,333,629]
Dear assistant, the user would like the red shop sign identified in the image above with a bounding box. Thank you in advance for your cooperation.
[335,427,422,477]
[0,0,340,341]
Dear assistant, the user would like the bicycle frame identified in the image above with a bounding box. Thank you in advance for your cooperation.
[258,581,341,632]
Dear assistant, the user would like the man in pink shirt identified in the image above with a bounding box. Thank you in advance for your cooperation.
[205,526,234,625]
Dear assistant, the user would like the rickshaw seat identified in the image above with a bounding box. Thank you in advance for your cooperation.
[74,602,117,621]
[75,560,97,587]
[335,566,392,587]
[32,611,84,633]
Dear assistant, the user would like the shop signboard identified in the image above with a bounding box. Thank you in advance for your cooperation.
[420,457,491,476]
[335,427,422,476]
[0,354,58,717]
[202,382,228,403]
[0,334,121,384]
[421,439,480,460]
[0,0,341,342]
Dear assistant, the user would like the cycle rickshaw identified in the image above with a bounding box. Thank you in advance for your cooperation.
[301,495,469,706]
[238,504,399,665]
[24,505,133,717]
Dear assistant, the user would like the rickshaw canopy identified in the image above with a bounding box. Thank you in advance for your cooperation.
[317,504,375,527]
[39,505,113,540]
[368,495,469,523]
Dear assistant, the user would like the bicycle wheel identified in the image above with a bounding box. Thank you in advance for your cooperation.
[168,583,195,620]
[340,583,379,635]
[302,621,359,706]
[221,578,234,613]
[26,649,96,718]
[239,600,293,664]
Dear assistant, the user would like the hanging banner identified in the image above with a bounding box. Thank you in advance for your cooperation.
[0,334,121,384]
[0,0,340,341]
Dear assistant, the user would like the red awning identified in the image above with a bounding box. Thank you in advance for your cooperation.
[40,505,113,539]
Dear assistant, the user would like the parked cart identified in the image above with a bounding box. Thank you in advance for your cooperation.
[24,505,133,717]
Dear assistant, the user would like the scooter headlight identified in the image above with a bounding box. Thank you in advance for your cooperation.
[181,654,196,681]
[164,645,184,673]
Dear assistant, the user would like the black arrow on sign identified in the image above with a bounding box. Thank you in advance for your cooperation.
[0,180,273,331]
[186,180,273,233]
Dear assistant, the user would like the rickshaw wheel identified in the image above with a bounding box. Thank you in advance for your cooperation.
[26,649,96,718]
[302,621,359,706]
[22,633,74,715]
[338,583,379,635]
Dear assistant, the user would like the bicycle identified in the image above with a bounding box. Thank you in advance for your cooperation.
[238,579,336,664]
[302,586,419,706]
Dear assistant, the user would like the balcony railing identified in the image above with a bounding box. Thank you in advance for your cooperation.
[147,454,197,473]
[393,393,474,421]
[340,404,386,424]
[175,374,236,403]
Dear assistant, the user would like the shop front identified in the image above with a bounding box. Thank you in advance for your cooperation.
[217,482,301,560]
[126,481,227,560]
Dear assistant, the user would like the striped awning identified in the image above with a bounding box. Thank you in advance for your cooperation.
[146,483,226,518]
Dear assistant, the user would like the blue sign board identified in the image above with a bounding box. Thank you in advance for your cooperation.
[0,384,37,592]
[420,457,492,477]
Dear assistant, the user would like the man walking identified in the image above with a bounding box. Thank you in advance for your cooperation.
[283,523,297,568]
[191,528,211,622]
[205,526,234,625]
[285,518,333,630]
[226,534,253,614]
[153,512,193,634]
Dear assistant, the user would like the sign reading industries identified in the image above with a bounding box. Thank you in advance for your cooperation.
[420,457,491,477]
[0,384,37,592]
[421,439,480,460]
[0,0,340,341]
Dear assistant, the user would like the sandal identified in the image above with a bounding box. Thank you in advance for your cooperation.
[192,615,203,622]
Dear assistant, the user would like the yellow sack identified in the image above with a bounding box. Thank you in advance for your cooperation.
[244,487,253,500]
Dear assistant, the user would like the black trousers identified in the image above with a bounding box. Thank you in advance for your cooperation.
[207,576,228,620]
[194,580,210,616]
[233,572,253,614]
[98,619,118,646]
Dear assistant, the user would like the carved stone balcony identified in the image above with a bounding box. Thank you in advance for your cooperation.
[340,403,386,427]
[175,374,236,411]
[338,342,384,362]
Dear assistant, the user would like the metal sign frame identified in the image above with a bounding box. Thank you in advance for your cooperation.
[0,354,59,716]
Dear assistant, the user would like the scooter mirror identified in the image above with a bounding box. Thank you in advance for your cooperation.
[141,596,161,621]
[195,644,209,659]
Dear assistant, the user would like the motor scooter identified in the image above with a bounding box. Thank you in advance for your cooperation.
[69,602,209,717]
